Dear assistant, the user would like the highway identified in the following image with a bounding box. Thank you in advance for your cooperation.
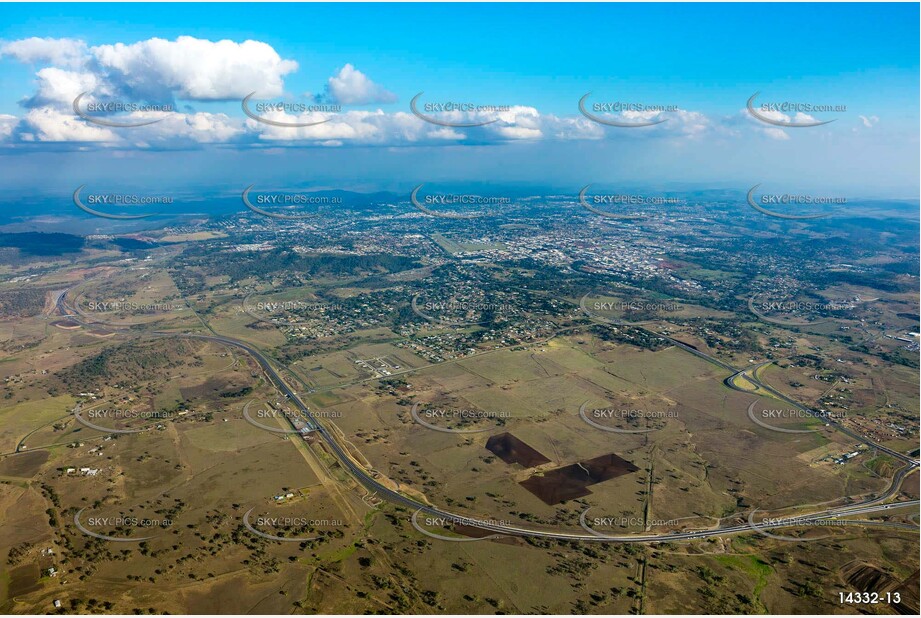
[159,331,921,544]
[57,288,920,544]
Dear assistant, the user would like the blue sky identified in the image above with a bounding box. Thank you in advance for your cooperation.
[0,2,918,197]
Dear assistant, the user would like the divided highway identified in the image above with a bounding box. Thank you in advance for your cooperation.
[167,332,920,543]
[58,289,919,543]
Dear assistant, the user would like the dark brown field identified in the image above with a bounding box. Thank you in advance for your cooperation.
[580,453,640,481]
[520,453,640,505]
[485,432,550,468]
[0,450,48,477]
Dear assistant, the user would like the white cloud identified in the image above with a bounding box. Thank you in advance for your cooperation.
[859,114,879,128]
[26,67,101,107]
[323,64,396,105]
[761,127,790,141]
[176,112,243,142]
[493,125,542,139]
[744,107,822,128]
[0,37,88,68]
[427,127,466,140]
[0,114,17,141]
[750,108,789,125]
[251,110,439,144]
[729,108,797,140]
[539,115,604,140]
[489,106,543,139]
[124,111,245,144]
[0,34,735,149]
[791,111,819,125]
[0,35,297,148]
[91,36,298,100]
[9,107,244,147]
[656,109,712,138]
[23,107,118,142]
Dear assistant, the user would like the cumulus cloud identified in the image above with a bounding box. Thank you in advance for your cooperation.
[24,67,101,108]
[0,37,88,68]
[249,107,580,146]
[321,64,397,105]
[726,108,807,140]
[91,37,298,100]
[761,127,790,141]
[539,115,604,140]
[656,109,712,138]
[748,106,825,128]
[22,107,118,142]
[748,107,789,125]
[489,106,543,139]
[115,111,245,145]
[0,114,17,141]
[6,106,244,146]
[859,114,879,128]
[0,34,727,149]
[0,35,298,147]
[3,36,298,107]
[250,110,448,145]
[791,111,820,125]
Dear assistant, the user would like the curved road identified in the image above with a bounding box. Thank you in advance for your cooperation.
[57,289,919,543]
[157,331,921,543]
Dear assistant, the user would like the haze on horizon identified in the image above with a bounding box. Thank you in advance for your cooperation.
[0,2,918,198]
